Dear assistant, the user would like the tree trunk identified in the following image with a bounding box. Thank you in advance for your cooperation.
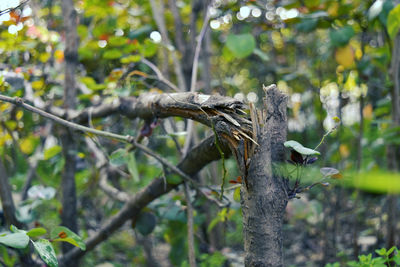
[240,85,289,266]
[386,30,400,251]
[61,0,79,263]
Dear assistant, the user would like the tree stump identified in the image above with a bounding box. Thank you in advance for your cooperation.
[240,85,289,267]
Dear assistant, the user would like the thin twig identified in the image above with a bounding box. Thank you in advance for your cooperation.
[189,6,211,93]
[183,3,212,155]
[184,182,197,267]
[141,58,180,92]
[85,137,130,202]
[149,0,186,91]
[0,0,30,16]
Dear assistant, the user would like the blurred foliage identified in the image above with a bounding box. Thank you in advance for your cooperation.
[0,0,400,266]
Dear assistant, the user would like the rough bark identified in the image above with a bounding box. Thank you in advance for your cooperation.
[240,85,289,267]
[60,0,79,261]
[386,31,400,250]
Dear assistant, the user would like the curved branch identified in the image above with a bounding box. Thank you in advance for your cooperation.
[59,135,231,265]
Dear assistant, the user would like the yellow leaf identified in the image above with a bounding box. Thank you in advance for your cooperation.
[339,144,350,158]
[54,50,64,63]
[16,110,23,120]
[332,116,341,123]
[363,104,373,120]
[20,137,36,154]
[32,80,44,90]
[335,45,354,68]
[327,2,339,17]
[0,103,11,112]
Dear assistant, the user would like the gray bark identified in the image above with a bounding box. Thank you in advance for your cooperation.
[61,0,79,262]
[0,158,22,228]
[386,31,400,250]
[240,86,288,266]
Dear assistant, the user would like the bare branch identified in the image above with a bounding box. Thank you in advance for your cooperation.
[0,94,233,205]
[59,135,231,265]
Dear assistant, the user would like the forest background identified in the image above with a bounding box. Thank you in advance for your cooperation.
[1,0,400,266]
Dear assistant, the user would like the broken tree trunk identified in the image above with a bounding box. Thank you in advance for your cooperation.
[240,85,289,267]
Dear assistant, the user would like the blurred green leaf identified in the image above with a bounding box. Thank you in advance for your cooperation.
[226,33,256,59]
[43,145,62,160]
[0,233,29,249]
[134,211,157,236]
[103,49,123,59]
[27,228,47,238]
[127,153,140,182]
[387,4,400,39]
[329,26,355,47]
[109,148,128,166]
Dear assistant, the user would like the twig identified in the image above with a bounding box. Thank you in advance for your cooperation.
[183,2,212,155]
[189,6,211,93]
[85,137,130,202]
[0,95,131,142]
[141,58,180,92]
[149,0,186,91]
[184,182,197,267]
[0,0,30,16]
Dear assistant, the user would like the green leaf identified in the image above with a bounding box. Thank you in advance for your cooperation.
[10,225,26,234]
[140,39,158,57]
[166,174,182,185]
[253,48,270,61]
[27,228,47,238]
[320,167,339,177]
[109,148,128,166]
[103,49,123,59]
[120,55,141,63]
[135,212,157,236]
[32,239,58,267]
[387,4,400,39]
[368,0,384,20]
[233,187,241,202]
[375,247,386,256]
[127,153,140,182]
[52,237,79,247]
[43,145,62,160]
[0,233,29,249]
[284,140,321,156]
[329,26,355,47]
[50,226,86,250]
[226,33,256,59]
[108,36,128,46]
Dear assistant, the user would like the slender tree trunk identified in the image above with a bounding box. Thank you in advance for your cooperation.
[386,31,400,250]
[0,157,22,228]
[61,0,79,263]
[240,86,289,266]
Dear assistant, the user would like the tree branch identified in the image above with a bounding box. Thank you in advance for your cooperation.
[59,135,231,265]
